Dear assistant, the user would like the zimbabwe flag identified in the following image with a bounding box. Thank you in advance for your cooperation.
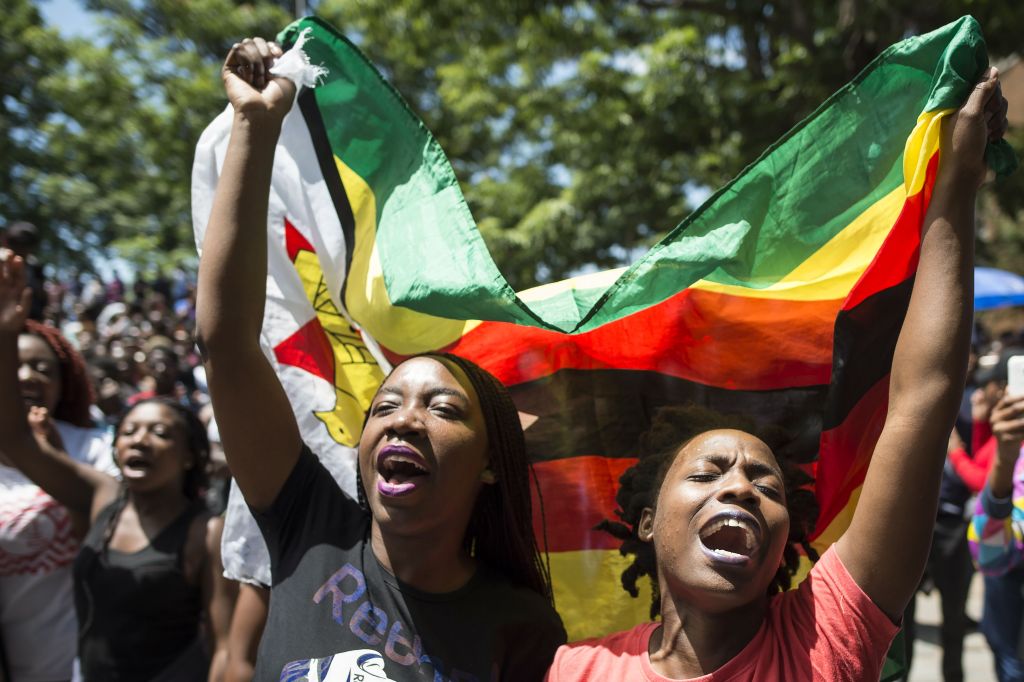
[192,15,1015,640]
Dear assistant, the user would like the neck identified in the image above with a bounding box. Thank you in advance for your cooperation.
[127,484,190,523]
[649,588,769,679]
[369,521,476,593]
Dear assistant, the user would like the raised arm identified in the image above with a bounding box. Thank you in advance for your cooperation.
[195,38,301,510]
[836,69,1009,620]
[0,253,116,520]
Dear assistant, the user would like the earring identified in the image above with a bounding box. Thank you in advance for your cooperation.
[480,469,497,484]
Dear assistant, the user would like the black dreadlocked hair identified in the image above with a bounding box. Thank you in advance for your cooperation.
[356,352,554,603]
[101,398,210,553]
[596,404,820,619]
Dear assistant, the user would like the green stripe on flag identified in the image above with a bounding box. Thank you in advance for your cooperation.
[279,15,1014,335]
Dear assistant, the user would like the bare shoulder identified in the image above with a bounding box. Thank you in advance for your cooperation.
[184,509,222,584]
[88,477,123,524]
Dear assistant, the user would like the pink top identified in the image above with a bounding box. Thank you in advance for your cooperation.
[545,546,898,682]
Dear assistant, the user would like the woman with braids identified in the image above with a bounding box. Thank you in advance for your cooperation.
[0,255,234,681]
[0,306,113,680]
[193,38,564,681]
[546,69,1010,682]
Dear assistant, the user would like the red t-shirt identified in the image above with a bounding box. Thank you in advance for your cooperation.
[545,546,898,682]
[948,419,995,493]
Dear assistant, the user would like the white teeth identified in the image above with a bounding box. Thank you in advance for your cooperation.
[712,548,745,558]
[700,517,757,552]
[382,455,427,474]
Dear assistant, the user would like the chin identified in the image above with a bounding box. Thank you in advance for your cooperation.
[691,580,773,614]
[671,559,773,609]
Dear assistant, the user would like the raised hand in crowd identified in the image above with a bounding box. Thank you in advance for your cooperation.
[0,251,233,682]
[222,38,295,122]
[987,393,1024,499]
[197,36,303,510]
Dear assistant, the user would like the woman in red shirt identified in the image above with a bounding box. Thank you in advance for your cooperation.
[546,70,1009,682]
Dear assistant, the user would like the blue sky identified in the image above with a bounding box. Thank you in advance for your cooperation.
[38,0,100,38]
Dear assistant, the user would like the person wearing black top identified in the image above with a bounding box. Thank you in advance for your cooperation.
[0,275,236,680]
[74,494,210,679]
[196,38,566,680]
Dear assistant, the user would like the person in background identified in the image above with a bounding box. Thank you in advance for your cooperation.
[0,295,113,680]
[87,356,129,427]
[900,345,999,681]
[969,392,1024,682]
[901,420,978,682]
[129,336,200,411]
[223,583,269,682]
[947,348,1024,493]
[0,253,234,681]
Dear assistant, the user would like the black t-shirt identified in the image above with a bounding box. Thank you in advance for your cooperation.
[252,447,566,681]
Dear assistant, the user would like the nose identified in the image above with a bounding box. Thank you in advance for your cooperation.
[715,470,760,508]
[126,425,152,447]
[386,404,426,438]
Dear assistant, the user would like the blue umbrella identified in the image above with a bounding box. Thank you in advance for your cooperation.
[975,266,1024,310]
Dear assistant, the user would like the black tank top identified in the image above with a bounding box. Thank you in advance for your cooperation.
[73,499,207,681]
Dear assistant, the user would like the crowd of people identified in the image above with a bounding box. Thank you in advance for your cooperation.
[0,34,1020,682]
[901,334,1024,682]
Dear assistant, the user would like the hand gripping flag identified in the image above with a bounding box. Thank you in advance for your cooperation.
[193,16,1016,639]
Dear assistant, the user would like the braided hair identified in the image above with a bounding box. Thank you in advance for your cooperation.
[101,398,211,552]
[357,353,553,602]
[597,404,820,619]
[22,319,94,428]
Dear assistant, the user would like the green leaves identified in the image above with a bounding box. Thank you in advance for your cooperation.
[3,1,1020,283]
[2,0,291,273]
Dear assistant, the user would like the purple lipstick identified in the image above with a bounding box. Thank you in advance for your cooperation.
[375,444,430,498]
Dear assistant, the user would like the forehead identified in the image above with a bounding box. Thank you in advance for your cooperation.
[122,402,180,427]
[380,357,474,397]
[18,334,57,362]
[673,429,781,473]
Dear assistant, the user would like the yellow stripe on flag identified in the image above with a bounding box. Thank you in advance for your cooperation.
[811,485,863,554]
[337,112,947,338]
[336,156,479,354]
[693,110,946,303]
[549,549,653,640]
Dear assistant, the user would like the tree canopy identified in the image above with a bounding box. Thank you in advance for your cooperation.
[5,0,1023,287]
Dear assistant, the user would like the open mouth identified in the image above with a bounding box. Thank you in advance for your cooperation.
[698,512,761,564]
[121,454,152,475]
[375,445,429,497]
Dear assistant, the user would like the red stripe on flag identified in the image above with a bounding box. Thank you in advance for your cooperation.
[531,456,638,553]
[812,377,889,539]
[808,153,940,537]
[841,151,936,311]
[440,289,840,391]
